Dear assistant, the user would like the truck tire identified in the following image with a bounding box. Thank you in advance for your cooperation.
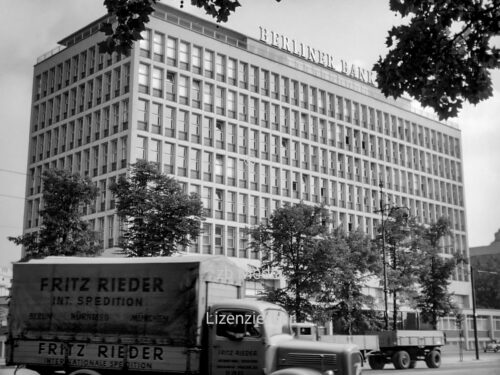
[68,370,103,375]
[368,355,385,370]
[392,350,411,369]
[425,350,441,368]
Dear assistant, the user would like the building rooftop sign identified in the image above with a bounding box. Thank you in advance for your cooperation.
[259,27,376,87]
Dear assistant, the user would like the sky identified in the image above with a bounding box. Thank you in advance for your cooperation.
[0,0,498,267]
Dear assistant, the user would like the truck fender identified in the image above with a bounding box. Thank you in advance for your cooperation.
[68,370,103,375]
[270,368,323,375]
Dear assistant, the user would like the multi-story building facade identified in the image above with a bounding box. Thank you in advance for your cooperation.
[24,3,472,340]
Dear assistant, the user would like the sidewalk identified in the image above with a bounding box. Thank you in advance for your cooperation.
[441,346,500,365]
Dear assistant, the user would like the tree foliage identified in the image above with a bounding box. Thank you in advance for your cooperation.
[416,217,461,329]
[99,0,255,54]
[248,203,330,322]
[9,169,101,261]
[110,160,204,257]
[317,230,382,334]
[374,0,500,120]
[376,207,424,330]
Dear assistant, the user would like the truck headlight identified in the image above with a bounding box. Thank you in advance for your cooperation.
[322,371,335,375]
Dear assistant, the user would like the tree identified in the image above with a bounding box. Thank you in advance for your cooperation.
[416,217,461,329]
[374,0,500,120]
[9,169,101,261]
[377,207,423,330]
[110,160,204,257]
[317,229,382,334]
[248,203,330,322]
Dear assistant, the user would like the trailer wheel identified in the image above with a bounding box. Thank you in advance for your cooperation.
[425,350,441,368]
[368,355,385,370]
[392,350,411,369]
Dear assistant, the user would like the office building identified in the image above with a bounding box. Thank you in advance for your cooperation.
[25,2,472,334]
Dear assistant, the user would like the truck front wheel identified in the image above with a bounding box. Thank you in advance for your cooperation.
[68,370,103,375]
[368,355,385,370]
[425,350,441,368]
[392,350,411,369]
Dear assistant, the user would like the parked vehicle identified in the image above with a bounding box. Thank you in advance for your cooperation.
[484,339,500,352]
[292,323,444,370]
[7,256,363,375]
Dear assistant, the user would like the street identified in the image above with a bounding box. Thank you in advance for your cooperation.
[363,350,500,375]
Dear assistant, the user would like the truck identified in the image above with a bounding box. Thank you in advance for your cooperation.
[291,323,444,370]
[7,256,363,375]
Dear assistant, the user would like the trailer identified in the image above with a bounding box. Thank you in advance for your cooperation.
[367,330,444,370]
[291,323,444,370]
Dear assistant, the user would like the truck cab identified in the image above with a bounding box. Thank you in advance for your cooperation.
[207,300,362,375]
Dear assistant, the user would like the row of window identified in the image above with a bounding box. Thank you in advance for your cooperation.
[32,64,131,133]
[135,138,466,233]
[137,102,463,183]
[35,46,128,100]
[28,136,128,197]
[137,137,465,210]
[30,101,129,164]
[137,27,461,157]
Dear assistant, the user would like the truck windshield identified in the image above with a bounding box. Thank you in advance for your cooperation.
[263,309,291,337]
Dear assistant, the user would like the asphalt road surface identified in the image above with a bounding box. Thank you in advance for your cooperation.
[1,351,499,375]
[363,350,500,375]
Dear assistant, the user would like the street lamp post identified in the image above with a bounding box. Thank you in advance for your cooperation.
[378,182,390,331]
[470,265,479,360]
[375,182,411,331]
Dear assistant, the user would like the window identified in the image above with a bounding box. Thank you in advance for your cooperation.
[227,58,236,85]
[238,94,247,122]
[166,72,176,101]
[216,87,225,115]
[190,113,201,144]
[149,139,160,164]
[238,62,248,89]
[203,151,213,182]
[179,75,189,105]
[238,194,248,225]
[191,79,201,108]
[136,136,146,160]
[179,41,189,70]
[178,110,188,140]
[227,90,236,119]
[151,103,161,134]
[167,37,177,66]
[204,50,214,78]
[137,99,148,131]
[249,66,259,93]
[227,157,236,186]
[216,54,225,81]
[227,226,236,256]
[203,83,214,112]
[215,155,224,183]
[190,148,200,179]
[152,67,163,97]
[176,145,187,176]
[163,142,174,173]
[203,117,213,146]
[214,225,224,254]
[215,120,224,149]
[260,69,269,95]
[202,223,212,254]
[227,123,236,152]
[192,45,202,74]
[138,63,149,94]
[165,106,175,137]
[153,32,164,61]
